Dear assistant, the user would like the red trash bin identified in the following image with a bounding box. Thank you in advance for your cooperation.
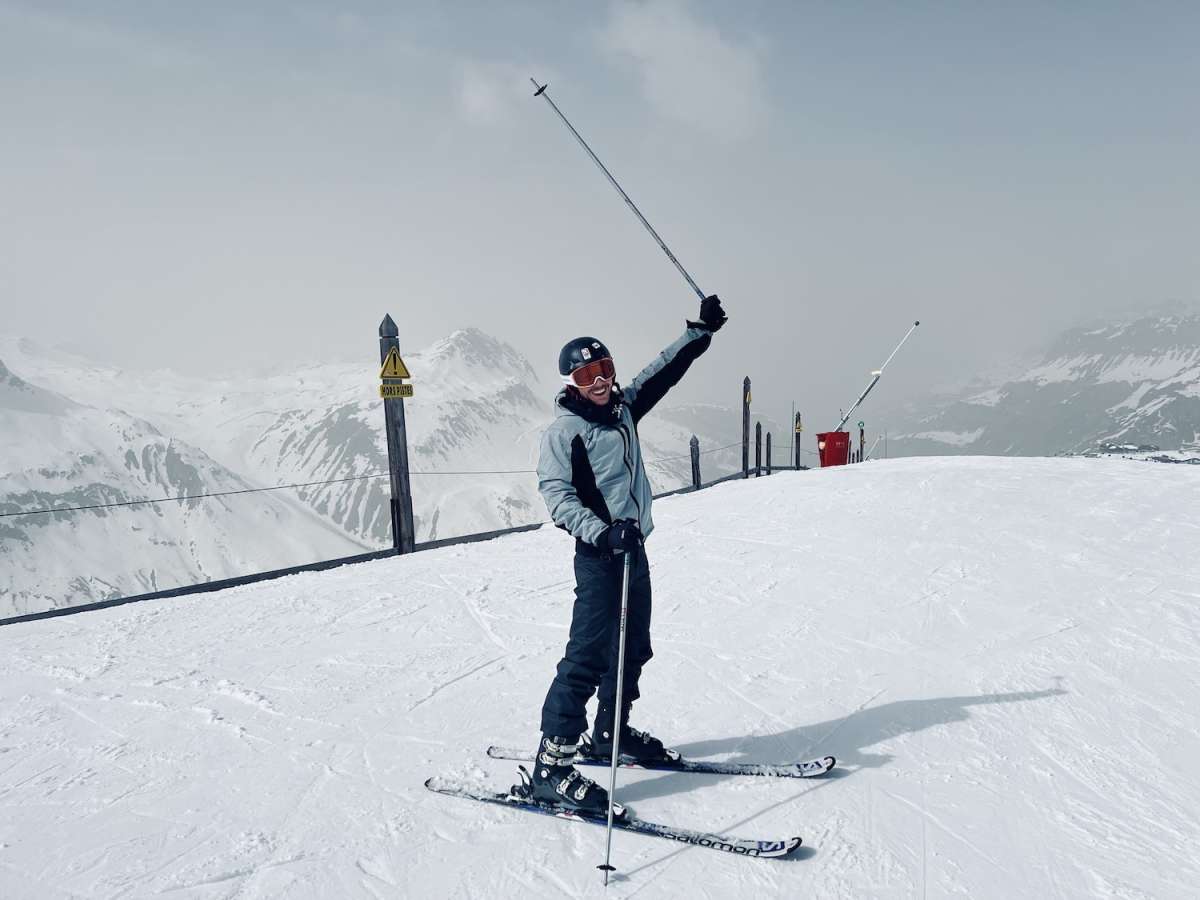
[816,431,851,467]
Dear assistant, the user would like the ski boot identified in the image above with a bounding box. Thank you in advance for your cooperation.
[526,735,612,817]
[589,701,680,765]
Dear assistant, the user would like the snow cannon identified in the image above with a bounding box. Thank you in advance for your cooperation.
[829,320,920,448]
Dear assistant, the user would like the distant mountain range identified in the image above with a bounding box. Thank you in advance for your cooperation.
[1,330,767,617]
[886,314,1200,457]
[0,355,365,617]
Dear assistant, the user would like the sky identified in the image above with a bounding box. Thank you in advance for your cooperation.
[2,0,1198,435]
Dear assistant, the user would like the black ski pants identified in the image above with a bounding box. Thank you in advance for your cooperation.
[539,545,653,739]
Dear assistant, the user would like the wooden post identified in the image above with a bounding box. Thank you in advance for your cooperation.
[379,315,416,554]
[742,377,751,479]
[794,412,802,469]
[766,432,772,475]
[755,421,762,477]
[789,401,794,472]
[689,435,701,490]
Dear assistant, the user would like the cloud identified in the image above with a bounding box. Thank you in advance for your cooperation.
[0,4,202,69]
[599,0,767,138]
[457,61,535,126]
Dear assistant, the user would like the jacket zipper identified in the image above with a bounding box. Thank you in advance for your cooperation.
[617,421,643,526]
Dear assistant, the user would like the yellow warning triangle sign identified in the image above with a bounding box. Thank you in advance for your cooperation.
[380,347,411,379]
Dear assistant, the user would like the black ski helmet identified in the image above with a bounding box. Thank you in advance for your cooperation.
[558,337,612,378]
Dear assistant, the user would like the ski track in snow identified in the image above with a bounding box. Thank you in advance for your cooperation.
[1,457,1199,898]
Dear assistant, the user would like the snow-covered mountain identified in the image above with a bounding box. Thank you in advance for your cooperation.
[3,457,1198,897]
[0,357,368,618]
[1,330,765,616]
[886,314,1200,456]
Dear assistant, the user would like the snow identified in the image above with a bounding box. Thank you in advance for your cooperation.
[893,428,985,446]
[1108,381,1155,412]
[1081,444,1200,465]
[2,457,1199,898]
[1093,349,1200,385]
[1018,353,1104,385]
[963,388,1007,408]
[1018,349,1200,389]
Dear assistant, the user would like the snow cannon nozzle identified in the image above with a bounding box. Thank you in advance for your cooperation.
[914,320,920,326]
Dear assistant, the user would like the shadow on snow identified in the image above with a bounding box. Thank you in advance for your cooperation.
[616,688,1066,805]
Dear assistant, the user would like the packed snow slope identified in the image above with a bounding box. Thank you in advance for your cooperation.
[2,457,1198,899]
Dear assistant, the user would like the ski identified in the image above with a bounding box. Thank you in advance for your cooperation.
[425,771,802,859]
[487,736,835,779]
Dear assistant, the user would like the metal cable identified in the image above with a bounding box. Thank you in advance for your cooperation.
[0,474,393,519]
[644,440,742,464]
[1,468,543,520]
[2,441,770,520]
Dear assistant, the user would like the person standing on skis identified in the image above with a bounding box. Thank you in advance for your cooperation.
[527,294,728,813]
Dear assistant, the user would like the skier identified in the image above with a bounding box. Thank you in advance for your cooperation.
[529,294,728,813]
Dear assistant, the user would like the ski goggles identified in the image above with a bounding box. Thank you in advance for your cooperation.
[563,357,616,388]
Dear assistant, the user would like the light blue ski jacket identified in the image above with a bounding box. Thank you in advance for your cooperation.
[537,325,714,548]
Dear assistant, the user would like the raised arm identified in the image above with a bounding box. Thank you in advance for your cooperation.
[623,328,712,423]
[623,294,726,423]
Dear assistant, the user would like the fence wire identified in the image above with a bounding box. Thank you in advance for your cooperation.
[0,439,764,521]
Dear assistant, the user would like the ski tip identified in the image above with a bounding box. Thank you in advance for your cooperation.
[803,756,836,776]
[758,836,804,858]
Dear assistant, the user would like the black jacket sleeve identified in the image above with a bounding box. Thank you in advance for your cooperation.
[623,325,713,423]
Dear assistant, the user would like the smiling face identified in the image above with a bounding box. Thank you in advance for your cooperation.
[580,375,613,405]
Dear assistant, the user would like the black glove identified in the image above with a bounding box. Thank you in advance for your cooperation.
[688,294,727,333]
[602,519,643,553]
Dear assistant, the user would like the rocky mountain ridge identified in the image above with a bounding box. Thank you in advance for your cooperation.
[886,314,1200,457]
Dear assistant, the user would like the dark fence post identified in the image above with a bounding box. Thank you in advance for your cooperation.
[379,315,416,554]
[689,435,701,490]
[795,413,802,469]
[766,432,772,475]
[742,377,751,478]
[755,422,762,477]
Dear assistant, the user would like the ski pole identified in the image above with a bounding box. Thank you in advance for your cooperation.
[598,546,634,885]
[530,78,706,303]
[834,321,920,432]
